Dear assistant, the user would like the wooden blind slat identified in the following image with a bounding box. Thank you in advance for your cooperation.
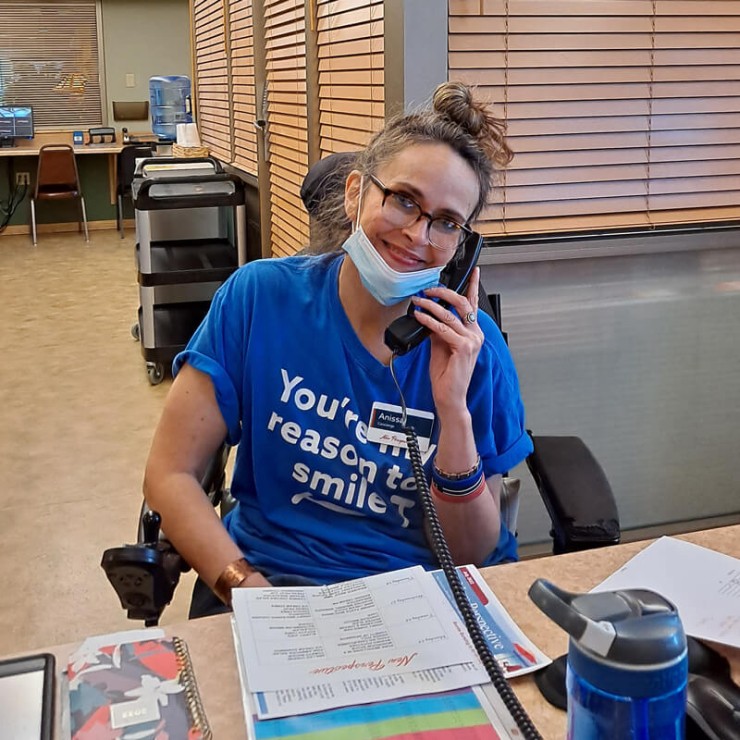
[450,0,740,236]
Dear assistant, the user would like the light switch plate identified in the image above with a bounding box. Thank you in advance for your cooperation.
[125,73,135,88]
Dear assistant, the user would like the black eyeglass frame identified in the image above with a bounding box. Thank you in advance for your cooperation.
[366,174,473,251]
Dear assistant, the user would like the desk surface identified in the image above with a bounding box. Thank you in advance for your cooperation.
[39,525,740,739]
[0,131,158,157]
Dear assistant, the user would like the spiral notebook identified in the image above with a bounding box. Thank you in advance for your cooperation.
[66,635,211,739]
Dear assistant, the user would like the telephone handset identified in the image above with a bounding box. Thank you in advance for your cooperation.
[384,230,483,355]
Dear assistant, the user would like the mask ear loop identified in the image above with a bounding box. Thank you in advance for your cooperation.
[353,175,365,233]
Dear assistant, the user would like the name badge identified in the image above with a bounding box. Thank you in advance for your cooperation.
[367,402,434,452]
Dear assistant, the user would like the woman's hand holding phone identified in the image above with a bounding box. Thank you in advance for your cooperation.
[410,266,484,418]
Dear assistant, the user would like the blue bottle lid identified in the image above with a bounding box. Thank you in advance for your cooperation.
[530,580,687,698]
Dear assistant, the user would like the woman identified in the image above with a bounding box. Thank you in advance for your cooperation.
[143,81,533,618]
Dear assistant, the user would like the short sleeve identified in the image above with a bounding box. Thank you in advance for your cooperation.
[172,269,249,446]
[468,312,533,477]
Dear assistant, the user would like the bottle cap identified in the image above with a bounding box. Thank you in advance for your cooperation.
[530,579,687,697]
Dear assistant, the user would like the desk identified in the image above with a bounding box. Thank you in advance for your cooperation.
[0,132,162,208]
[0,132,123,206]
[35,525,739,739]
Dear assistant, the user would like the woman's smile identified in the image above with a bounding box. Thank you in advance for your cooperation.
[380,240,428,271]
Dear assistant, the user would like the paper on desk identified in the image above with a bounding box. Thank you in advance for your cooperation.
[232,566,486,693]
[592,536,740,648]
[249,660,487,719]
[432,565,551,677]
[242,684,516,740]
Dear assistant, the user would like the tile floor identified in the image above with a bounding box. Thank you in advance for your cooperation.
[0,230,195,656]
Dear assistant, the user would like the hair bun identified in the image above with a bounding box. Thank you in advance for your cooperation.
[432,81,512,168]
[433,81,485,134]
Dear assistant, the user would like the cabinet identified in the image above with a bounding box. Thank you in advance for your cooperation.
[132,159,247,384]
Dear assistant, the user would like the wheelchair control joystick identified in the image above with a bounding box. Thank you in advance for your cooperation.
[142,510,161,544]
[101,507,184,626]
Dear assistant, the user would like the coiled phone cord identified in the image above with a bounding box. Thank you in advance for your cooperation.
[390,355,542,740]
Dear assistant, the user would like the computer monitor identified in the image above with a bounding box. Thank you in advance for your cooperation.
[0,105,34,146]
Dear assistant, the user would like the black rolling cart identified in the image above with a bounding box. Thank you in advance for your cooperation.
[132,158,247,384]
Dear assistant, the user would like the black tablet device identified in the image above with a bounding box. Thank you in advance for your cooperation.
[0,652,54,740]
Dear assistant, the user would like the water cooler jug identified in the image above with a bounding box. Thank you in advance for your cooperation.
[149,75,193,141]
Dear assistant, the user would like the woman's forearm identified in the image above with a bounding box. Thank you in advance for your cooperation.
[143,470,245,589]
[429,409,501,565]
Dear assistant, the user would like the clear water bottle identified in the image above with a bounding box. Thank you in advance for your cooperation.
[149,75,193,141]
[529,579,687,739]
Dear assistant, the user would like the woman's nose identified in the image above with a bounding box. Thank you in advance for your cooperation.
[402,216,430,246]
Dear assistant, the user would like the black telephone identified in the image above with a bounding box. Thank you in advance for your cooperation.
[384,230,483,355]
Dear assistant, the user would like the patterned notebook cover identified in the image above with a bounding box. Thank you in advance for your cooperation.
[67,635,211,739]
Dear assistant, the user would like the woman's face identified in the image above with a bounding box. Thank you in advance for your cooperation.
[344,143,480,271]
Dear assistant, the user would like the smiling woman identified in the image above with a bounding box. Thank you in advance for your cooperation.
[142,81,534,620]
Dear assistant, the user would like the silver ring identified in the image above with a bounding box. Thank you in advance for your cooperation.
[464,312,477,325]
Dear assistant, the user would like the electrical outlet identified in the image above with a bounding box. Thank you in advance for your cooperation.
[16,172,30,186]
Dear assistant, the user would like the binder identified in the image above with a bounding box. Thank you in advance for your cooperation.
[67,635,211,739]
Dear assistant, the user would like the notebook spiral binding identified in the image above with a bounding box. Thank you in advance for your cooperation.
[173,635,213,739]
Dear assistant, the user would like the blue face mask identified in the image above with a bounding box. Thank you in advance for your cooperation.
[342,225,443,306]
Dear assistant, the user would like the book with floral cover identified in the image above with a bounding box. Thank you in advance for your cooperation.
[66,635,211,739]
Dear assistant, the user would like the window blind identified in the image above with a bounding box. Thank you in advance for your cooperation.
[264,0,310,257]
[194,0,232,163]
[449,0,740,237]
[229,0,258,175]
[0,1,102,127]
[316,0,385,156]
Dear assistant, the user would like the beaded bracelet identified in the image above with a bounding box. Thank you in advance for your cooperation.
[433,454,481,482]
[431,455,483,494]
[430,474,487,504]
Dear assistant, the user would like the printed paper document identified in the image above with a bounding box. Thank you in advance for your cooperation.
[593,536,740,648]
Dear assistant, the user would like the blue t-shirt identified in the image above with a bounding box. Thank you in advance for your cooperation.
[174,253,533,584]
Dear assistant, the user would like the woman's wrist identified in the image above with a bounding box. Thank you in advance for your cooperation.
[431,454,485,503]
[213,557,258,606]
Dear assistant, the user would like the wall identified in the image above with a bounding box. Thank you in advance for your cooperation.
[100,0,192,133]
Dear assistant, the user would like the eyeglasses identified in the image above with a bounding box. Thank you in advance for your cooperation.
[367,174,472,251]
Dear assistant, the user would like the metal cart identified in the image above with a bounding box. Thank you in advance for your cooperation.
[132,158,247,384]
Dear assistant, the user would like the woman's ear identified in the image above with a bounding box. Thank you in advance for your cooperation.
[344,170,363,224]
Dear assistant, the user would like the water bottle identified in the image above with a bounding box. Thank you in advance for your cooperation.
[149,75,193,141]
[529,579,687,739]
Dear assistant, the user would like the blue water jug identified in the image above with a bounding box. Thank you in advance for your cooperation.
[149,75,193,141]
[529,579,687,739]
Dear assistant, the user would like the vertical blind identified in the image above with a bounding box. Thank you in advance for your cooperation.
[229,0,258,175]
[449,0,740,237]
[264,0,310,257]
[316,0,385,156]
[0,1,102,127]
[193,0,232,162]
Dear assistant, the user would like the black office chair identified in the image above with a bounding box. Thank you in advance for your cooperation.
[116,144,154,237]
[101,154,620,625]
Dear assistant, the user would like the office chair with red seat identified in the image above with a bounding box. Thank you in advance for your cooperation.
[31,144,89,246]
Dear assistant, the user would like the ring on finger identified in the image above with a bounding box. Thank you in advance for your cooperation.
[463,311,477,325]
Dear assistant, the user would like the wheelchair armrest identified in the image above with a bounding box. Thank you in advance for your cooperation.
[526,434,620,554]
[103,443,233,625]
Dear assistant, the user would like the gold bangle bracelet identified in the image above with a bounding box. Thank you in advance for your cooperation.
[213,557,257,606]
